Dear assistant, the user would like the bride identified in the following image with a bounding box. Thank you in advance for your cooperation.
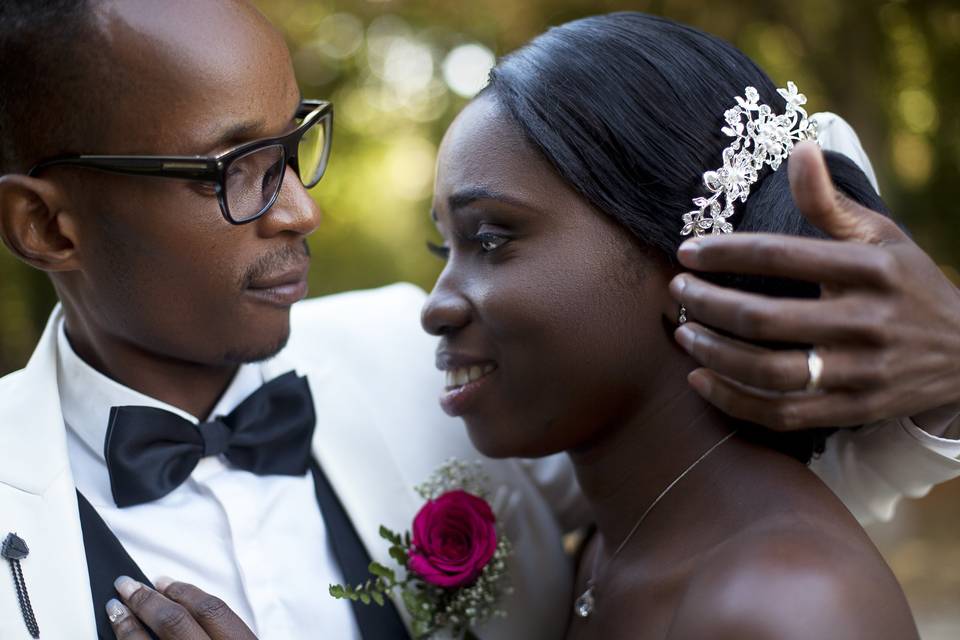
[420,12,918,639]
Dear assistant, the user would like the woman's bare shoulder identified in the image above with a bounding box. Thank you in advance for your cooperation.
[664,518,918,640]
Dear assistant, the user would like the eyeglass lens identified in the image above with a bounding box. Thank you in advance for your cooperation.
[224,113,328,222]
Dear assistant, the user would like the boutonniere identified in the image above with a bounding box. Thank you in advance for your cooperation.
[330,459,513,639]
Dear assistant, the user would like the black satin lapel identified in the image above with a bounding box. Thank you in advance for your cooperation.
[76,491,158,640]
[309,459,411,640]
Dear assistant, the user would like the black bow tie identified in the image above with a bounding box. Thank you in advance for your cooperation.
[104,371,316,508]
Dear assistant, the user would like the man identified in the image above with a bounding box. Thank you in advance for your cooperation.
[0,2,581,638]
[0,1,956,639]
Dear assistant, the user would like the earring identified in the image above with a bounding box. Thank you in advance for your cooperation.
[678,305,688,325]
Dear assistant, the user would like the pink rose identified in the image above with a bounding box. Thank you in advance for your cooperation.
[408,490,498,589]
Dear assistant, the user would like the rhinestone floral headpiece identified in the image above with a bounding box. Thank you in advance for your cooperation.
[680,82,820,237]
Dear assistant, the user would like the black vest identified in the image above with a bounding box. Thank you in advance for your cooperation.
[77,459,411,640]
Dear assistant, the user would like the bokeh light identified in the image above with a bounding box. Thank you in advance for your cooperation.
[442,43,496,98]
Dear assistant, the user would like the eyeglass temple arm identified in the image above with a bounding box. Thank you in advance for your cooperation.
[27,156,221,181]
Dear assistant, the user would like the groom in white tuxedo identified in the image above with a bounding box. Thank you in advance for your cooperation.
[0,1,957,639]
[0,2,583,638]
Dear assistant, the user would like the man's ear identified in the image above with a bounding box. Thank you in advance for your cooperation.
[0,174,81,272]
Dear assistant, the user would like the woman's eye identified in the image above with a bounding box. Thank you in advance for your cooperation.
[475,232,508,253]
[426,241,450,260]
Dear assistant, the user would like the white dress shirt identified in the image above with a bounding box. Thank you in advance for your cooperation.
[812,414,960,524]
[56,320,361,639]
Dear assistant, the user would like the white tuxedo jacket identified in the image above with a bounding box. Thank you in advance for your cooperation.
[1,282,957,639]
[0,284,586,639]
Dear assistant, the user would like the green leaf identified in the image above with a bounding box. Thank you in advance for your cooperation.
[371,591,385,606]
[359,593,371,605]
[369,561,396,582]
[379,525,402,545]
[401,588,422,619]
[329,584,345,599]
[389,545,408,566]
[412,618,434,639]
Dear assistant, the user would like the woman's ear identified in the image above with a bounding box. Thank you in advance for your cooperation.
[0,174,81,272]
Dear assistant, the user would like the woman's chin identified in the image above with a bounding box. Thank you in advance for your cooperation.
[463,418,558,460]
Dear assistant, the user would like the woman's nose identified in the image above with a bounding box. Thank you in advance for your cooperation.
[421,272,471,336]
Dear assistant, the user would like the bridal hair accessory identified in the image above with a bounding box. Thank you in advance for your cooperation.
[574,429,738,619]
[330,459,512,639]
[677,82,821,326]
[680,82,820,238]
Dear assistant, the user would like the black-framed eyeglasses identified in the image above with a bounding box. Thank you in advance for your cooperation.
[27,100,333,225]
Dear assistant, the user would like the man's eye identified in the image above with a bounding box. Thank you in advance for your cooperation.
[191,181,220,196]
[475,232,508,253]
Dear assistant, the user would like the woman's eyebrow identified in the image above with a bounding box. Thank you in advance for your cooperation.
[447,186,536,213]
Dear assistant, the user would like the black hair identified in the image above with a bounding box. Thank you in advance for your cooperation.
[485,12,890,462]
[0,0,107,175]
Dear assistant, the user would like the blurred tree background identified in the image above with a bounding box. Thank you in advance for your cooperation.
[1,0,958,636]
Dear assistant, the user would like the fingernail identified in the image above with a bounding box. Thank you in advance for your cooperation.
[154,575,174,593]
[675,325,695,352]
[114,576,142,599]
[106,598,128,624]
[677,239,702,267]
[688,370,712,397]
[669,274,687,299]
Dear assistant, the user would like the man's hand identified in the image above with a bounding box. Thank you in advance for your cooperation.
[669,141,960,431]
[107,576,258,640]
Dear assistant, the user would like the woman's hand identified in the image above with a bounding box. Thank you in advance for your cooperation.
[669,141,960,431]
[107,576,258,640]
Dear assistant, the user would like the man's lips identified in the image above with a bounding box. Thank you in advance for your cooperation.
[245,260,310,306]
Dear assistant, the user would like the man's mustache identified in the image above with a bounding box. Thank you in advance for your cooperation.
[240,240,311,288]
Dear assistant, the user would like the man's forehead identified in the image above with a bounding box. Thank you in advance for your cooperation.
[92,0,299,154]
[95,0,268,43]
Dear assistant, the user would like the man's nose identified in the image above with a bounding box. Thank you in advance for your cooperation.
[255,166,323,238]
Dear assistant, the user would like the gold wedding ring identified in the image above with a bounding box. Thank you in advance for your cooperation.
[805,349,824,392]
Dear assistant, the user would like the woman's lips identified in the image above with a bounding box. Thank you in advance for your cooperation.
[439,363,498,417]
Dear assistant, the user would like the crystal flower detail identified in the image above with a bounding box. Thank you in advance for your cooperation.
[681,82,820,238]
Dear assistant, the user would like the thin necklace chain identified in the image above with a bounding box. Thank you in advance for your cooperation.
[576,429,739,617]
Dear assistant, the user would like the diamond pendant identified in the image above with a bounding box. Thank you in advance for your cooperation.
[574,584,595,618]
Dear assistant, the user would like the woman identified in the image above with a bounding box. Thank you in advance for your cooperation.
[420,12,918,640]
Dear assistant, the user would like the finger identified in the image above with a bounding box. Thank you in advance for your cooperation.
[688,369,884,430]
[788,141,906,245]
[675,323,890,392]
[676,233,895,288]
[676,323,807,391]
[107,598,154,640]
[669,275,880,345]
[157,578,257,640]
[115,576,208,640]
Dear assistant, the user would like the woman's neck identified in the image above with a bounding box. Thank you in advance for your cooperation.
[568,360,740,553]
